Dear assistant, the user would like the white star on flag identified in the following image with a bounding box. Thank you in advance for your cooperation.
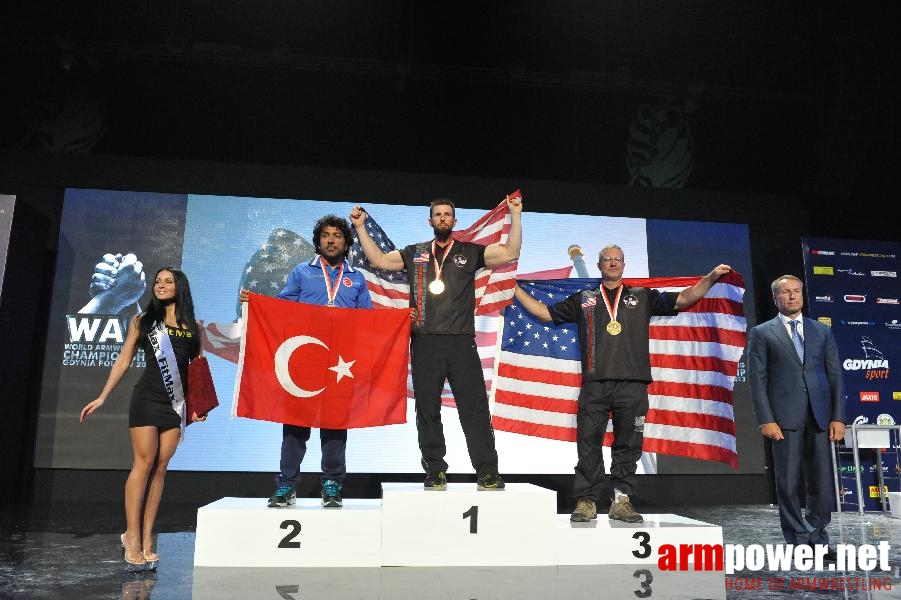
[329,356,356,382]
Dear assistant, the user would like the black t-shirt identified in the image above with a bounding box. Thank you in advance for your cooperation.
[548,285,679,383]
[400,240,486,335]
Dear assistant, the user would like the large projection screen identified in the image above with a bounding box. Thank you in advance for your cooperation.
[35,188,755,474]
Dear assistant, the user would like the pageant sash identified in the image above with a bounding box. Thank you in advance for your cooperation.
[147,322,187,434]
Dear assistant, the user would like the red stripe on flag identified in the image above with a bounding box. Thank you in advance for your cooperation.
[682,297,745,316]
[649,325,747,347]
[649,380,735,403]
[650,353,739,376]
[643,438,739,468]
[646,409,737,435]
[492,416,577,442]
[496,362,583,388]
[493,390,578,414]
[366,282,409,301]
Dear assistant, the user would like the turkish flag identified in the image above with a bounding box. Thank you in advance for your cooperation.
[234,293,410,429]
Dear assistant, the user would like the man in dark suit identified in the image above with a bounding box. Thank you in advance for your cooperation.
[747,274,845,557]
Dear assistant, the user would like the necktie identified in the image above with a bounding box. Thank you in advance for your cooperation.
[790,320,804,362]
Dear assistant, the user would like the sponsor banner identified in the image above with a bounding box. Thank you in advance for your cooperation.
[803,237,900,511]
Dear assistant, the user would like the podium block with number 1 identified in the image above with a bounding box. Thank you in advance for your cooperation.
[380,482,558,566]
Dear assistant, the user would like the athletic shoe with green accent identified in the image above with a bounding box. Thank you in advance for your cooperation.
[476,472,505,491]
[424,471,447,491]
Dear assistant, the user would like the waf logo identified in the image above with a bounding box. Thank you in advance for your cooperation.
[843,337,889,381]
[860,391,881,403]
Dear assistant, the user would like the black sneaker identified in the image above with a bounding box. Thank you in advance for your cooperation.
[424,471,448,491]
[267,484,296,508]
[476,472,505,491]
[321,479,343,508]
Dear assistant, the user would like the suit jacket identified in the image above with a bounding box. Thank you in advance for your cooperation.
[747,315,845,430]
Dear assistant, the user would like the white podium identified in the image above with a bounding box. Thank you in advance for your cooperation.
[380,482,558,566]
[194,484,724,570]
[194,497,382,567]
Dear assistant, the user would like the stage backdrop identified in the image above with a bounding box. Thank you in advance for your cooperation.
[801,237,901,509]
[35,188,755,475]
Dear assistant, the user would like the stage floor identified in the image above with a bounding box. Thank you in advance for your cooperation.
[2,503,900,599]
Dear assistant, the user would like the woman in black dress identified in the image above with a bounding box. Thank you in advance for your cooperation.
[80,267,206,571]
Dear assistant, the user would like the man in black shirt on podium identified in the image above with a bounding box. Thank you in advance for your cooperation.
[515,244,731,523]
[350,195,522,491]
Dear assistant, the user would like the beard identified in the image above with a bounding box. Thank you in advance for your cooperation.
[432,225,452,243]
[320,247,346,266]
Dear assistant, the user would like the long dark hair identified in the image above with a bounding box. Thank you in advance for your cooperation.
[138,267,200,352]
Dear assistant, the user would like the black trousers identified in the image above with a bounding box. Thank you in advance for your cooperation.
[276,424,347,487]
[573,380,648,501]
[771,409,834,545]
[410,334,499,477]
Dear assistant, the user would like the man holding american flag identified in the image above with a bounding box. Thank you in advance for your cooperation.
[514,244,731,523]
[350,194,522,492]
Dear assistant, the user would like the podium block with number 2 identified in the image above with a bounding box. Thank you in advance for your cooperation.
[194,497,382,567]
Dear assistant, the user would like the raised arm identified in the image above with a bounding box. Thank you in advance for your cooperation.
[675,264,732,310]
[484,193,523,268]
[349,206,406,272]
[514,284,553,323]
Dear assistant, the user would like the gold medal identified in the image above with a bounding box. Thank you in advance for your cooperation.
[606,320,622,335]
[429,239,453,296]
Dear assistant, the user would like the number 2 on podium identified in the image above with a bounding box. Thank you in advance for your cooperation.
[279,519,302,548]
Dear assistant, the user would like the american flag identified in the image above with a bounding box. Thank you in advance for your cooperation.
[349,195,520,405]
[491,271,746,468]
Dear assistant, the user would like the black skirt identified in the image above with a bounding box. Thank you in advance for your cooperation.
[129,384,181,429]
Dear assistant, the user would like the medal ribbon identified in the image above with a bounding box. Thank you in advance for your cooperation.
[431,239,455,286]
[319,257,344,305]
[601,285,623,325]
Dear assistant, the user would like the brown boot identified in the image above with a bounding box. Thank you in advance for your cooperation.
[608,495,644,523]
[570,498,597,522]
